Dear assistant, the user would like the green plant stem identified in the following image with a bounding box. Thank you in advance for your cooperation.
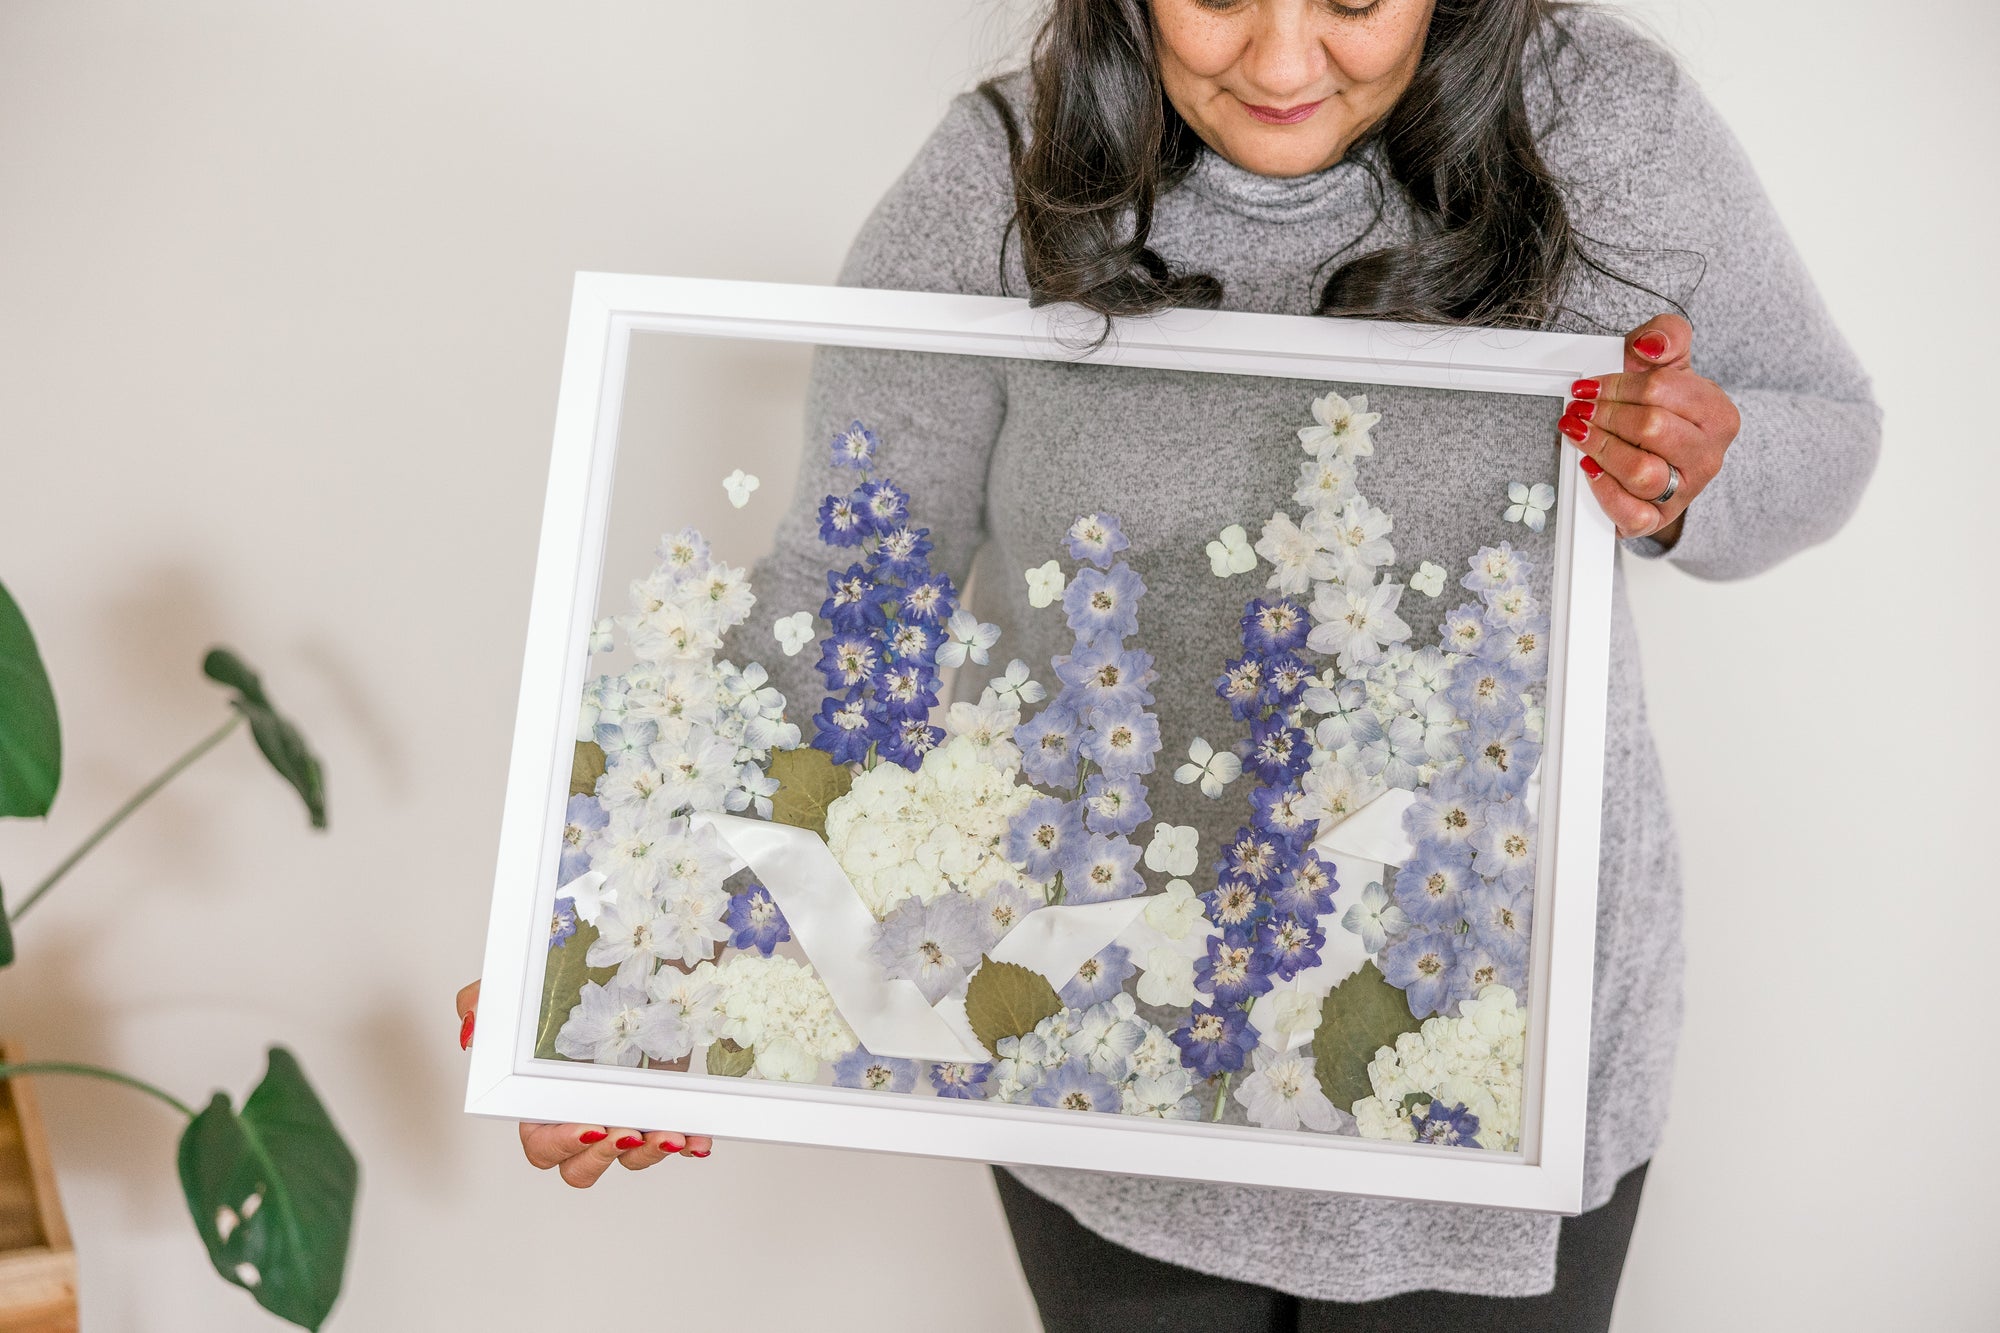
[1212,1072,1233,1122]
[8,713,244,925]
[0,1060,197,1120]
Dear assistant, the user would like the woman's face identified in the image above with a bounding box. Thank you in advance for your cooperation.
[1151,0,1435,178]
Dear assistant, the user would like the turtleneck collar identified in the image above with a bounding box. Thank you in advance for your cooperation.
[1180,138,1377,223]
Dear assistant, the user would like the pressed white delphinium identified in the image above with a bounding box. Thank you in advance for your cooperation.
[1307,572,1413,674]
[555,977,687,1067]
[1296,391,1381,460]
[1233,1048,1341,1132]
[1254,511,1341,597]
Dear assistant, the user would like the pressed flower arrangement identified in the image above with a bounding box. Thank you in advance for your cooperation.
[534,387,1554,1156]
[0,581,356,1332]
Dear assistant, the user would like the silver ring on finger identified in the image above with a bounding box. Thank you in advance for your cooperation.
[1650,462,1682,506]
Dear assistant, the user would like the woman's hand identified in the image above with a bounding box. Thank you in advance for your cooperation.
[456,980,713,1187]
[1563,314,1741,547]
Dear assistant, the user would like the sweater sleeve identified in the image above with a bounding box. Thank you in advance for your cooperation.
[1600,55,1883,579]
[743,91,1018,712]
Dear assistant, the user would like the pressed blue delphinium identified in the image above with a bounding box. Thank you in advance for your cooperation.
[832,1046,918,1093]
[1005,513,1161,909]
[1194,935,1274,1006]
[1171,1002,1259,1079]
[1082,771,1151,836]
[1381,928,1461,1017]
[559,793,608,884]
[1060,942,1138,1008]
[1063,833,1145,904]
[868,892,987,1004]
[1065,512,1130,568]
[549,897,579,949]
[723,884,791,956]
[1344,542,1551,1022]
[1254,915,1325,981]
[830,419,880,469]
[1412,1100,1483,1147]
[1005,794,1088,881]
[930,1061,991,1099]
[804,423,964,771]
[1392,841,1481,928]
[1030,1060,1123,1113]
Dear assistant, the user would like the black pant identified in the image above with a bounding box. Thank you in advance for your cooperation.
[994,1161,1649,1333]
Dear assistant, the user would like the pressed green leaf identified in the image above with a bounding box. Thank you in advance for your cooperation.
[569,740,605,799]
[963,956,1063,1057]
[705,1038,755,1077]
[1310,962,1426,1115]
[767,746,852,838]
[1400,1091,1432,1117]
[0,579,61,820]
[177,1048,358,1332]
[534,922,618,1061]
[202,648,327,830]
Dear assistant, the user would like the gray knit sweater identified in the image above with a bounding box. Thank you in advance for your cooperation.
[747,10,1878,1301]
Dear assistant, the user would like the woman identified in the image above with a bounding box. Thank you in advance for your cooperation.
[457,1,1879,1326]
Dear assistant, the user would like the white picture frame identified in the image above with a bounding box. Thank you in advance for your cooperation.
[465,272,1620,1214]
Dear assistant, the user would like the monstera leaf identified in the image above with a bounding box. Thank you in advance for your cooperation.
[1310,962,1426,1114]
[767,746,852,838]
[178,1048,357,1331]
[202,648,326,829]
[0,579,61,822]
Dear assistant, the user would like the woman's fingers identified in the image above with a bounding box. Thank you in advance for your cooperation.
[462,981,711,1183]
[1580,457,1672,539]
[520,1121,608,1173]
[617,1131,685,1170]
[455,980,481,1050]
[1624,312,1692,372]
[1560,409,1682,502]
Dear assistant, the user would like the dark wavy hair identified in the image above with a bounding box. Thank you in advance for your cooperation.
[979,0,1645,329]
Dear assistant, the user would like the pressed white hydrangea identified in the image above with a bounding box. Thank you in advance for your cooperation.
[1350,985,1528,1150]
[823,736,1034,918]
[709,954,857,1077]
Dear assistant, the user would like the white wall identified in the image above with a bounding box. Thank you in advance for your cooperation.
[0,3,1989,1331]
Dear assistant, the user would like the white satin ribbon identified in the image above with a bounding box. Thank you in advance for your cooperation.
[692,812,1148,1063]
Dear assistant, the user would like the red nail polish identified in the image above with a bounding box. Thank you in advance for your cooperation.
[459,1011,475,1050]
[1580,456,1604,479]
[615,1135,644,1150]
[1635,331,1669,359]
[689,1148,710,1158]
[578,1130,608,1144]
[1570,378,1600,400]
[1558,415,1589,442]
[1565,400,1596,422]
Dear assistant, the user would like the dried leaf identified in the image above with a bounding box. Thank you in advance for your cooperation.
[767,746,852,837]
[1309,962,1425,1115]
[705,1038,755,1077]
[963,956,1063,1057]
[534,922,617,1061]
[570,741,605,799]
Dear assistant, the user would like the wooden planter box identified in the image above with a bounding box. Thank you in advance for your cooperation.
[0,1046,77,1333]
